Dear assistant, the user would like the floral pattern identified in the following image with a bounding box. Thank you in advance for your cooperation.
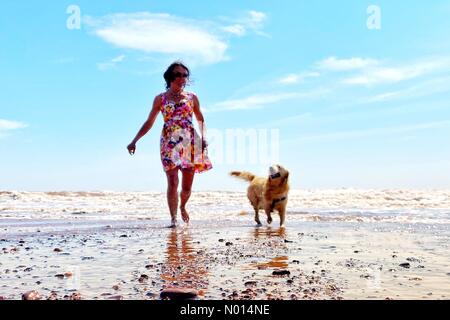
[159,91,213,173]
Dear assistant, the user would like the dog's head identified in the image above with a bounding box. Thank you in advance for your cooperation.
[268,164,289,186]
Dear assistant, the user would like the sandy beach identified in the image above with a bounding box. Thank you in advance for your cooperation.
[1,190,449,300]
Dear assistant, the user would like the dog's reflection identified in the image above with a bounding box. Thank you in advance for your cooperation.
[160,228,208,294]
[251,227,289,269]
[253,226,287,239]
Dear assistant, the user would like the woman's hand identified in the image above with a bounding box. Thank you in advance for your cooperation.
[127,142,136,155]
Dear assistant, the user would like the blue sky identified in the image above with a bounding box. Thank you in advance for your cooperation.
[1,0,450,191]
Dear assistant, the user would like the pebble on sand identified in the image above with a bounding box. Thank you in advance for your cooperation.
[160,288,198,300]
[22,290,42,300]
[272,270,291,276]
[399,263,411,269]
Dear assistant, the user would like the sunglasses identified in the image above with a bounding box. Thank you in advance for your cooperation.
[173,72,189,78]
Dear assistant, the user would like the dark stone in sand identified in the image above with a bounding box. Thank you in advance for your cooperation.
[272,270,291,276]
[218,239,224,242]
[66,293,82,300]
[145,264,154,269]
[72,211,88,215]
[119,235,128,238]
[81,256,94,261]
[245,281,257,287]
[284,239,293,243]
[160,288,198,300]
[399,263,411,268]
[24,267,33,272]
[406,257,421,263]
[22,290,42,300]
[55,274,65,279]
[225,242,233,246]
[138,274,149,283]
[53,248,62,252]
[146,292,157,298]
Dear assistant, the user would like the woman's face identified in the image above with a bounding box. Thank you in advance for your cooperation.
[170,66,189,90]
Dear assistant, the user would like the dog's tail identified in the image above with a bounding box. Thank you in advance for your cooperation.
[230,171,256,182]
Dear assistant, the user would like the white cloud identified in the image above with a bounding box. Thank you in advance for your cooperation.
[87,12,228,65]
[220,10,269,38]
[342,58,450,86]
[318,57,379,71]
[0,119,27,138]
[0,119,27,130]
[287,120,450,143]
[278,72,320,85]
[362,76,450,103]
[97,54,126,70]
[247,11,267,27]
[278,74,300,84]
[206,89,328,112]
[221,24,246,37]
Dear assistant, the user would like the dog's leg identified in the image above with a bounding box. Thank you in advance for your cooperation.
[279,208,286,228]
[264,205,273,225]
[253,207,262,226]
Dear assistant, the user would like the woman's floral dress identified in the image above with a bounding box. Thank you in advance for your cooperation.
[159,91,213,173]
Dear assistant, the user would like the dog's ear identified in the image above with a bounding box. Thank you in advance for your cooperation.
[282,172,289,184]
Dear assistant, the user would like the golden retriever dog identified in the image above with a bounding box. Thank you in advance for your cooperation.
[230,165,290,227]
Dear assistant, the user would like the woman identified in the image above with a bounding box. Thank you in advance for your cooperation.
[127,62,212,228]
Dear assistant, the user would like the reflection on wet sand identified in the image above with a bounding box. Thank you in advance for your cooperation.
[253,226,287,239]
[250,227,290,270]
[160,227,209,296]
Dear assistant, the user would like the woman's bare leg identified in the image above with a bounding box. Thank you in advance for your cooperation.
[165,168,179,227]
[180,169,195,223]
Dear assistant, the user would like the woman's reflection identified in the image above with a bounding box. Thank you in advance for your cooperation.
[160,227,209,297]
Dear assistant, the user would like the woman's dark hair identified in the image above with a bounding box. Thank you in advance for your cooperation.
[163,61,190,89]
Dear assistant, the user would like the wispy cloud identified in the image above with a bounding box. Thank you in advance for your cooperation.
[221,24,246,36]
[97,54,126,71]
[342,58,450,86]
[221,10,269,37]
[286,120,450,143]
[278,72,320,85]
[0,119,27,138]
[85,12,228,65]
[318,57,379,72]
[206,89,328,113]
[362,76,450,103]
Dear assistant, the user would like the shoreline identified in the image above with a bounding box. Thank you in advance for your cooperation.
[1,219,449,300]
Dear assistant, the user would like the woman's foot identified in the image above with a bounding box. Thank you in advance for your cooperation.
[167,219,178,228]
[180,207,190,223]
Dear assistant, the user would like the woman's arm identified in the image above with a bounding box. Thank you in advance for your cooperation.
[127,95,161,155]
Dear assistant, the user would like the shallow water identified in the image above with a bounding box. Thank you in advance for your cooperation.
[1,190,449,300]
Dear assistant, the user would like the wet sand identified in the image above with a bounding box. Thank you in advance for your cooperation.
[1,218,449,300]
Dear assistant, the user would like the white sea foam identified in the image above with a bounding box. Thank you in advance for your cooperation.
[1,189,449,226]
